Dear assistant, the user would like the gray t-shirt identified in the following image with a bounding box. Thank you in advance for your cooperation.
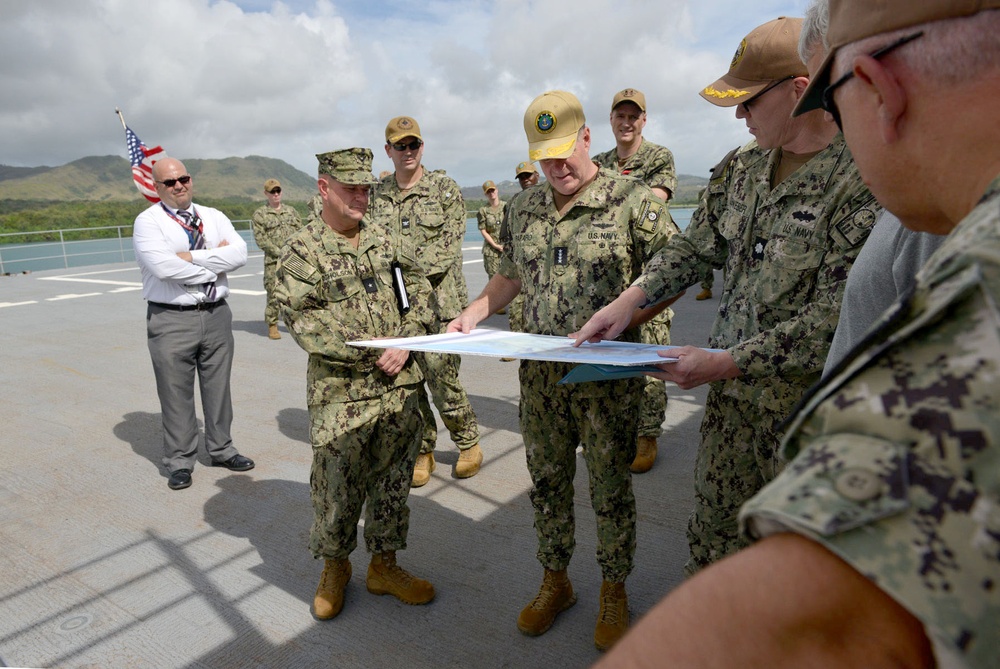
[823,211,945,376]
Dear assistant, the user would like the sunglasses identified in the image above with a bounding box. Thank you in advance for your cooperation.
[156,175,192,188]
[740,75,795,112]
[267,188,282,194]
[821,31,923,129]
[390,139,423,152]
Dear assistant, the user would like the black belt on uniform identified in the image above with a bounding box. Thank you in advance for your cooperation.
[148,299,227,312]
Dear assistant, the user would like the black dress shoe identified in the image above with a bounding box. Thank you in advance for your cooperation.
[168,469,192,490]
[213,454,255,472]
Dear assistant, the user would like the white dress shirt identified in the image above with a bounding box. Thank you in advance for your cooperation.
[133,203,248,305]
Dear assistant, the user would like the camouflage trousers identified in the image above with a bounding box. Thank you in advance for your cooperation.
[637,310,672,437]
[507,292,526,333]
[482,246,501,280]
[519,360,639,582]
[684,381,785,575]
[414,321,480,454]
[308,384,422,560]
[263,259,281,326]
[700,267,715,292]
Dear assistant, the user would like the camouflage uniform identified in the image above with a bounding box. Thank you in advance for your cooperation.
[741,175,1000,669]
[476,201,506,279]
[594,139,677,438]
[251,203,301,326]
[276,215,433,560]
[498,169,676,580]
[499,190,530,334]
[634,135,880,572]
[372,169,480,454]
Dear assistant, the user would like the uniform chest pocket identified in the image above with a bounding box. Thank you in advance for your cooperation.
[756,237,823,307]
[320,273,364,303]
[576,236,631,284]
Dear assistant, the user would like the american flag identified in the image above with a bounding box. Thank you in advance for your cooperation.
[126,126,166,203]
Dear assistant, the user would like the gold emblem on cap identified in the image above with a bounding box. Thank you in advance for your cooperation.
[702,86,750,99]
[730,38,747,69]
[535,111,556,134]
[398,118,413,129]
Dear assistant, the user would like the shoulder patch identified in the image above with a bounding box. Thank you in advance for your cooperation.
[834,204,880,247]
[636,199,666,234]
[282,254,319,285]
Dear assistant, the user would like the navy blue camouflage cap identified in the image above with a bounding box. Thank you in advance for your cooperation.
[315,148,377,185]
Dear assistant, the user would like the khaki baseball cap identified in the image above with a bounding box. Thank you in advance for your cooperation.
[524,90,586,161]
[795,0,1000,116]
[385,116,423,143]
[700,17,808,107]
[612,88,646,112]
[515,161,537,177]
[264,178,281,192]
[482,180,497,193]
[316,148,377,186]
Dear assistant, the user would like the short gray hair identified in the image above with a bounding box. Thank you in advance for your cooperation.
[799,0,830,64]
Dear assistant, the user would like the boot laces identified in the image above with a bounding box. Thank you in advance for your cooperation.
[528,575,564,611]
[599,584,625,625]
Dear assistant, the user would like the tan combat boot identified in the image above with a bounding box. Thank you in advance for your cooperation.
[313,558,352,620]
[594,580,629,651]
[366,551,435,604]
[695,288,713,301]
[411,453,435,487]
[517,569,577,636]
[455,444,483,478]
[268,323,281,339]
[630,436,657,473]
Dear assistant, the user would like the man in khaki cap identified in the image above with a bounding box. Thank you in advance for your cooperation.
[593,88,682,475]
[515,160,539,190]
[251,178,301,339]
[276,148,436,622]
[596,2,1000,666]
[372,116,483,486]
[573,16,879,575]
[449,90,679,651]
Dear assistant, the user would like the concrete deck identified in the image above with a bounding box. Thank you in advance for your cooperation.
[0,246,720,669]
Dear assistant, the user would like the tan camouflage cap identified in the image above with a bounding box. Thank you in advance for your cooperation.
[612,88,646,112]
[515,161,537,177]
[700,17,808,107]
[263,178,281,192]
[315,148,377,185]
[524,90,586,161]
[795,0,1000,116]
[482,180,497,193]
[385,116,423,143]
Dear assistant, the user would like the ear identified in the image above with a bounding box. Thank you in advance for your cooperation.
[384,143,392,159]
[316,177,328,198]
[853,54,907,144]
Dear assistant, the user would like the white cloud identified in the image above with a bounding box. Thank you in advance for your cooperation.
[0,0,809,186]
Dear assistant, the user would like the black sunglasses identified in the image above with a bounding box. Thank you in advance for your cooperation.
[156,175,192,188]
[390,139,422,152]
[740,75,795,111]
[267,187,281,194]
[821,31,923,129]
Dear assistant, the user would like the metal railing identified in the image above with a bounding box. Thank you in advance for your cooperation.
[0,221,257,275]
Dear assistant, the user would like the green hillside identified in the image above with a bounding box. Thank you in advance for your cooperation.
[0,155,319,203]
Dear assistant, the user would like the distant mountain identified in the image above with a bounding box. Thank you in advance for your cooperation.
[0,155,319,202]
[0,155,709,206]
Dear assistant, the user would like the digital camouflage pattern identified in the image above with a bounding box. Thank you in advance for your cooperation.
[275,214,433,560]
[476,201,506,279]
[499,168,677,579]
[372,167,479,454]
[742,175,1000,669]
[251,203,302,325]
[633,135,881,571]
[593,138,678,198]
[595,138,678,438]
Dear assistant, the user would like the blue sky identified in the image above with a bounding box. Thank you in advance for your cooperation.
[0,0,809,188]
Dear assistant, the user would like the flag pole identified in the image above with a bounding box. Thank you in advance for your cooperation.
[115,107,127,131]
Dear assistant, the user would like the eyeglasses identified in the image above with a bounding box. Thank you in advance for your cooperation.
[156,175,192,188]
[390,139,423,152]
[740,75,795,112]
[267,188,281,194]
[821,31,923,129]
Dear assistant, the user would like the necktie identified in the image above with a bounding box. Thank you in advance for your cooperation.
[177,209,217,301]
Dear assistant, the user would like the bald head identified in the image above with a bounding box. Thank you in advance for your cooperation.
[151,157,193,210]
